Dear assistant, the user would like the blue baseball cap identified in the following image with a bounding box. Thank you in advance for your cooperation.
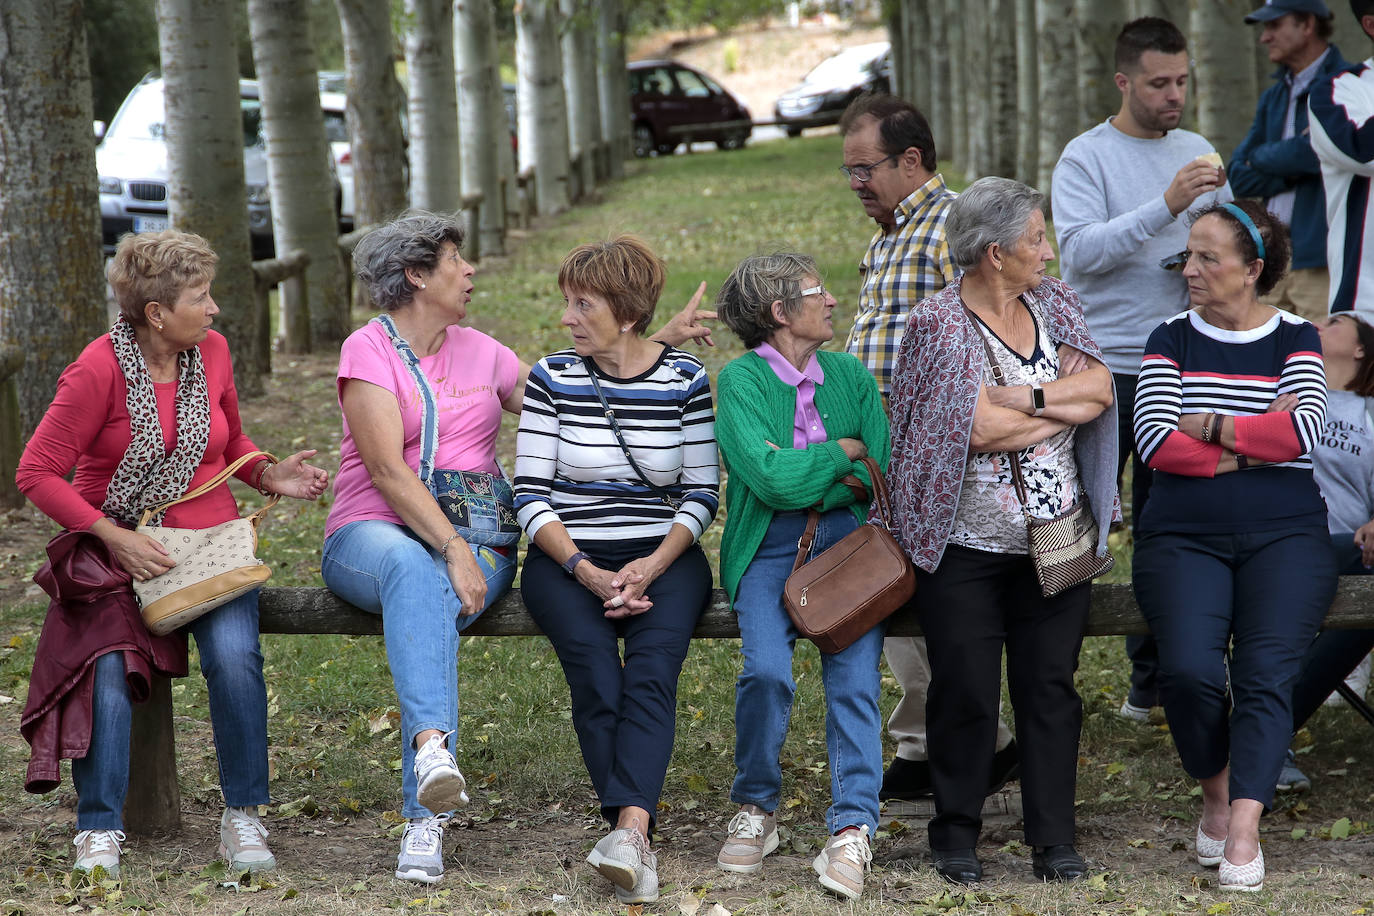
[1244,0,1333,22]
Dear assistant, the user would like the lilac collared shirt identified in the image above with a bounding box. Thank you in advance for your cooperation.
[754,342,827,449]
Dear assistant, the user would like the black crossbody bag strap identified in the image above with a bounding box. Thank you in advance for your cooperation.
[582,358,683,509]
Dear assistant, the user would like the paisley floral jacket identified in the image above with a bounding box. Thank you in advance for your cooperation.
[882,274,1120,572]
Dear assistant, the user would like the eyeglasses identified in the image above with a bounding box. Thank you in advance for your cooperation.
[799,283,828,298]
[838,152,901,182]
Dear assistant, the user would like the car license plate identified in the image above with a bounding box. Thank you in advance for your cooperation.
[133,216,169,233]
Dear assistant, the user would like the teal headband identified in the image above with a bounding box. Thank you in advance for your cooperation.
[1220,203,1266,261]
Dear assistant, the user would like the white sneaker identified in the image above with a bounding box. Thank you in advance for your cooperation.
[73,829,125,876]
[1326,653,1372,707]
[220,806,276,872]
[813,826,872,901]
[396,813,451,884]
[415,731,469,814]
[1118,698,1152,722]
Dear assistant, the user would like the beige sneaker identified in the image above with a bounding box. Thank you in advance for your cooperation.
[220,806,276,873]
[813,826,871,901]
[73,829,125,877]
[717,805,778,874]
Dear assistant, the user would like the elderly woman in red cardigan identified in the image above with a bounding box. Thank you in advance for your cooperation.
[884,177,1117,886]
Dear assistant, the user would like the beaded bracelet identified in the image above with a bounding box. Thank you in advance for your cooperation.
[440,533,463,562]
[251,458,274,496]
[1200,413,1216,444]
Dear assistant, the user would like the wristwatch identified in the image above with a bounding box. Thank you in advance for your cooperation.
[562,551,589,576]
[1030,385,1046,416]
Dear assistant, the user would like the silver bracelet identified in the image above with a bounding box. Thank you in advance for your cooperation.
[439,533,463,561]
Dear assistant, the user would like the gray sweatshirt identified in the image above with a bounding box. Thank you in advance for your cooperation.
[1314,388,1374,535]
[1052,119,1232,375]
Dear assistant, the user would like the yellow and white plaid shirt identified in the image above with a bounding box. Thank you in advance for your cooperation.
[844,174,958,399]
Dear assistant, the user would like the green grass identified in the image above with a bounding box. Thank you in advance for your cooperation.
[2,135,1373,914]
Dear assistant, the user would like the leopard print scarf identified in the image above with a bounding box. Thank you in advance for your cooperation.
[101,316,211,525]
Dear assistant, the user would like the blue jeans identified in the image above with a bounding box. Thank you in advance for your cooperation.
[1133,525,1336,809]
[73,590,269,830]
[321,519,516,818]
[730,509,885,836]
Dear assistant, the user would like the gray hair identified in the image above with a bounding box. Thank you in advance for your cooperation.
[716,252,820,349]
[352,209,466,311]
[946,177,1046,272]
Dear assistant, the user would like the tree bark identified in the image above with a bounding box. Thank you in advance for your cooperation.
[336,0,408,229]
[905,0,931,116]
[944,0,969,171]
[516,0,570,216]
[1037,0,1080,194]
[1190,0,1259,159]
[247,0,348,353]
[0,0,107,441]
[561,0,601,197]
[1130,0,1184,19]
[596,0,630,179]
[157,0,263,389]
[964,0,992,177]
[1016,0,1040,185]
[1075,0,1127,132]
[456,0,506,257]
[989,0,1019,177]
[405,0,462,213]
[927,0,951,165]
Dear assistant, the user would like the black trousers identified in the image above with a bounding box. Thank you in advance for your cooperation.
[1114,371,1160,706]
[915,544,1091,850]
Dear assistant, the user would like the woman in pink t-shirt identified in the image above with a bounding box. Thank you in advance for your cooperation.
[320,211,712,884]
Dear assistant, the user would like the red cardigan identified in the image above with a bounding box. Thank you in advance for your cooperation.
[16,329,262,530]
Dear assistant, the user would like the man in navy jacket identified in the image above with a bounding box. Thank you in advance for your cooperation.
[1230,0,1347,319]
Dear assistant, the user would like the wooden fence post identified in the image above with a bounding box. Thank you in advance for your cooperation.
[0,346,25,509]
[124,676,180,832]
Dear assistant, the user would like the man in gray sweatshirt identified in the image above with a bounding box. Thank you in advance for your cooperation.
[1051,16,1232,719]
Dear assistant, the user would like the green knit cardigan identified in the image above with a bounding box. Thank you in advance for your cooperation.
[716,349,892,603]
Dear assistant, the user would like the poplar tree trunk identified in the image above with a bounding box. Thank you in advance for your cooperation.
[965,1,992,177]
[456,0,506,255]
[248,0,348,352]
[596,0,629,179]
[336,0,409,229]
[158,0,263,389]
[886,5,906,98]
[944,0,969,171]
[0,0,106,465]
[1037,0,1080,194]
[906,0,931,114]
[927,0,951,166]
[989,0,1019,177]
[1131,0,1184,19]
[1016,0,1040,185]
[516,0,571,216]
[1190,0,1259,158]
[561,0,601,196]
[1075,0,1126,131]
[405,0,462,212]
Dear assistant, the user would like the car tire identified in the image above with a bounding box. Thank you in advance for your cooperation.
[656,141,678,156]
[633,123,655,158]
[716,131,749,151]
[786,126,803,139]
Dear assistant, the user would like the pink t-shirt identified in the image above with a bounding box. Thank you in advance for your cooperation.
[325,321,520,538]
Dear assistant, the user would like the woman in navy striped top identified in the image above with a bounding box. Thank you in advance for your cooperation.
[514,236,719,906]
[1132,201,1336,892]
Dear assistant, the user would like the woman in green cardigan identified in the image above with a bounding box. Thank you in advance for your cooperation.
[712,252,891,902]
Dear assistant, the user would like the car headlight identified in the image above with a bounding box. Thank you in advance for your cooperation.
[245,183,270,205]
[98,176,122,195]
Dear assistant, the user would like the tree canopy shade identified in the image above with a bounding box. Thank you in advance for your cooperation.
[0,0,107,456]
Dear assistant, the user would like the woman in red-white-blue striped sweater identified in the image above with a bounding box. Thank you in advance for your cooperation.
[1132,200,1336,893]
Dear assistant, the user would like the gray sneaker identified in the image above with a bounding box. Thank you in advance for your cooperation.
[614,843,659,904]
[219,807,276,873]
[586,826,650,891]
[73,829,125,877]
[1276,749,1311,794]
[414,731,469,813]
[396,813,450,884]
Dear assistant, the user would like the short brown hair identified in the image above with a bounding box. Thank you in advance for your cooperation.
[839,93,938,172]
[1115,17,1188,73]
[557,235,665,335]
[107,230,218,327]
[1337,313,1374,396]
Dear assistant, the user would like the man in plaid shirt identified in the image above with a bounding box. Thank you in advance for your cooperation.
[838,94,1019,802]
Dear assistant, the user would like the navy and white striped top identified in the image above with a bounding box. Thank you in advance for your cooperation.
[1134,309,1328,532]
[514,345,719,545]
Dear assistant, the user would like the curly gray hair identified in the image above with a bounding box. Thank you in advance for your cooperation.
[716,252,821,349]
[946,177,1046,273]
[352,209,466,311]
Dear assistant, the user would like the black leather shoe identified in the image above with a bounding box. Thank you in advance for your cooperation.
[879,756,933,800]
[932,847,983,885]
[987,740,1020,795]
[1032,844,1088,881]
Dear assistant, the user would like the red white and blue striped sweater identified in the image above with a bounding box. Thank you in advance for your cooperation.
[1134,309,1327,532]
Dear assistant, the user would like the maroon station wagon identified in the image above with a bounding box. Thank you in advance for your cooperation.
[628,60,752,157]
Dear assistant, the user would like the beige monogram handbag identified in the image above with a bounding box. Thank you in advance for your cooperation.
[133,451,279,635]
